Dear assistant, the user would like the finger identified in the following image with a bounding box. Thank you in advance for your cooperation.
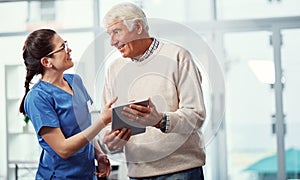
[123,106,138,115]
[123,106,149,117]
[97,163,108,174]
[94,170,105,177]
[116,128,131,142]
[106,162,111,176]
[116,128,128,138]
[106,96,118,107]
[108,128,130,150]
[121,110,149,127]
[114,128,131,149]
[123,128,132,141]
[116,128,131,144]
[104,130,116,136]
[129,104,151,113]
[97,165,110,177]
[121,110,137,121]
[103,130,120,144]
[109,135,124,148]
[103,132,123,150]
[97,170,105,176]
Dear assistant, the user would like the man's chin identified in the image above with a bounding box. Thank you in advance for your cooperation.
[121,54,129,58]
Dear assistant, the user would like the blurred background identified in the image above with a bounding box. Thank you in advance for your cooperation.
[1,0,300,179]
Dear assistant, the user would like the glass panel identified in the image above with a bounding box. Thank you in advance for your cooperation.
[58,32,94,74]
[0,0,94,33]
[99,0,211,24]
[0,2,28,32]
[282,29,300,179]
[1,36,25,65]
[217,0,300,20]
[224,31,277,179]
[55,0,93,29]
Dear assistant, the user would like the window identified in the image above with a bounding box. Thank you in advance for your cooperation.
[217,0,300,20]
[224,31,276,179]
[99,0,212,24]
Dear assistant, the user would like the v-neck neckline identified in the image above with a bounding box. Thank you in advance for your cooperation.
[40,76,74,96]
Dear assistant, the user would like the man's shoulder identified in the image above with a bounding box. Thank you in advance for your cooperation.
[160,41,188,53]
[158,41,190,58]
[107,57,130,70]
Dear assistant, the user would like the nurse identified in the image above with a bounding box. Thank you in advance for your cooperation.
[19,29,117,179]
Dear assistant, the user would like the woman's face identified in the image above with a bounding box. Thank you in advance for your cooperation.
[47,34,74,71]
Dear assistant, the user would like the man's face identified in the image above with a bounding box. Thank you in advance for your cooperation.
[106,20,143,58]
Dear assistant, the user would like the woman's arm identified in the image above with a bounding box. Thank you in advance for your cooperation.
[40,97,117,159]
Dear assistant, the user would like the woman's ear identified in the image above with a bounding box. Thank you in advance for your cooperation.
[40,57,53,68]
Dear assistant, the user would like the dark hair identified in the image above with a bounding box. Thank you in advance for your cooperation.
[19,29,56,115]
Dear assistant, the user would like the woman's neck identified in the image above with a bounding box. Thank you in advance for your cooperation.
[41,72,74,95]
[41,72,64,86]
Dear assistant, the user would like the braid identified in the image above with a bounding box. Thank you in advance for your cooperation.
[19,29,56,116]
[19,71,34,115]
[19,49,43,115]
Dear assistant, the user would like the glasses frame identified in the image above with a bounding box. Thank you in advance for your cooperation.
[46,41,68,57]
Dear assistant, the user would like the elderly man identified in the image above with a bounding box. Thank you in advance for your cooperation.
[99,2,206,180]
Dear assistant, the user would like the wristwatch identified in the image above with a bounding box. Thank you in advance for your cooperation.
[159,113,169,133]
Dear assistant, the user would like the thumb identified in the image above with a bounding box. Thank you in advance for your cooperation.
[148,97,155,108]
[106,96,118,108]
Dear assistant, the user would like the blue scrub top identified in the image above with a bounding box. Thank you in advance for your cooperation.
[24,74,97,180]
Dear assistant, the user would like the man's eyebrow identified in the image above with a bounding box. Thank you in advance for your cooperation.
[107,27,121,34]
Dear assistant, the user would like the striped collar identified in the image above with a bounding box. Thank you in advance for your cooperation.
[131,38,159,62]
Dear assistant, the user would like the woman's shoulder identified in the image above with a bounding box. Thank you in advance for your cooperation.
[64,73,84,83]
[26,81,53,103]
[63,73,75,80]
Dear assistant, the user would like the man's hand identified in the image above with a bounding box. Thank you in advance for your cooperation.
[102,128,131,152]
[94,154,110,178]
[122,98,163,127]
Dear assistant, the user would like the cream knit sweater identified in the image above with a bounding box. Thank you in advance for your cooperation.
[101,41,206,178]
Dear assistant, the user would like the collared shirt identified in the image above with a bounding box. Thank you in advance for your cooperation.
[132,38,160,62]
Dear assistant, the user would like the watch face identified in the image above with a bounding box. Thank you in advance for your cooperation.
[160,114,167,133]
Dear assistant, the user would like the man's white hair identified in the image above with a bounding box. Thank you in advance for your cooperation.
[102,2,149,32]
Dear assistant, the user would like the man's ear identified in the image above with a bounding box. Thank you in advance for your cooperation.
[136,20,143,35]
[40,57,52,68]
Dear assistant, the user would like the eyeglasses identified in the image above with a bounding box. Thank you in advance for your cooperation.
[46,41,68,57]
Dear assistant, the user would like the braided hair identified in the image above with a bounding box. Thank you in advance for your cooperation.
[19,29,56,116]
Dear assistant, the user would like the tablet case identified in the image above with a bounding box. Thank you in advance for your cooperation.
[112,99,149,135]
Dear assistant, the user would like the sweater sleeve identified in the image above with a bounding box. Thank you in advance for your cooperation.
[98,68,119,154]
[167,49,206,134]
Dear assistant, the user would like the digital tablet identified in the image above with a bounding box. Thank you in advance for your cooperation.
[112,99,149,135]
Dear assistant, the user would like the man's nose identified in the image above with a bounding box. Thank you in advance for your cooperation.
[110,37,118,47]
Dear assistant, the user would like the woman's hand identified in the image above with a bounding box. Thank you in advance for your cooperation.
[101,97,118,125]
